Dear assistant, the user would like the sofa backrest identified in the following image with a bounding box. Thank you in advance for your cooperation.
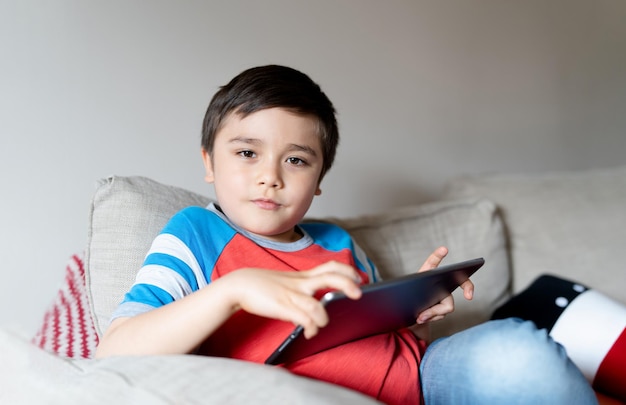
[444,165,626,305]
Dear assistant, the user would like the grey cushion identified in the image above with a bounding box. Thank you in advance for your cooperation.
[328,199,510,338]
[443,165,626,305]
[86,176,510,339]
[85,176,212,336]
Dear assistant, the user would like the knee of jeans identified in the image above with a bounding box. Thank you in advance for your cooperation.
[466,319,550,372]
[421,319,596,403]
[464,319,581,393]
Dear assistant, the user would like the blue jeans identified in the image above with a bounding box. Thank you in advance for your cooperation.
[419,318,597,404]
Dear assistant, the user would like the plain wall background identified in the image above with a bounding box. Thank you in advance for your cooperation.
[1,0,625,334]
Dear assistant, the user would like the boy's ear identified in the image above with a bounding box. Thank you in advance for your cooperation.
[201,149,215,184]
[315,186,322,196]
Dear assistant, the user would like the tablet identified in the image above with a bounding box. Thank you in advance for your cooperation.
[265,257,484,365]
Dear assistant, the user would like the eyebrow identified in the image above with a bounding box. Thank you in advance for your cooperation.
[288,143,318,157]
[228,136,261,146]
[228,136,318,157]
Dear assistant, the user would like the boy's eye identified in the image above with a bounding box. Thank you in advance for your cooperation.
[238,150,255,158]
[287,157,306,166]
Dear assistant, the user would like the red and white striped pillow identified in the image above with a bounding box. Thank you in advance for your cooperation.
[31,253,99,359]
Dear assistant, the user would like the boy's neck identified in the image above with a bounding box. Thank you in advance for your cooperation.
[212,203,304,243]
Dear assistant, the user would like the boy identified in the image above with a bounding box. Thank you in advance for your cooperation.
[96,65,597,404]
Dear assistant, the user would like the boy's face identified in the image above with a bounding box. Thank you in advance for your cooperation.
[202,108,324,243]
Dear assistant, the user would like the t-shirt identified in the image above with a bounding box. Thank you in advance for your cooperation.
[112,203,425,404]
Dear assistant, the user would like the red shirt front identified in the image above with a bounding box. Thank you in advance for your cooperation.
[200,232,425,404]
[121,206,426,404]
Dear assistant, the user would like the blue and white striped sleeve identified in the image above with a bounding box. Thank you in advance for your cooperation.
[110,206,228,321]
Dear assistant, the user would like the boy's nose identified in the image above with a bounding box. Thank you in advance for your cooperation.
[257,161,283,188]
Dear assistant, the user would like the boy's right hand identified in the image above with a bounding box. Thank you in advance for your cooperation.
[219,261,363,339]
[96,261,362,358]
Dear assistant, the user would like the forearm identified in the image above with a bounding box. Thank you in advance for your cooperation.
[95,280,236,358]
[96,263,363,358]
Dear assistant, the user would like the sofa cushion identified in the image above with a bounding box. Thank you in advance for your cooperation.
[85,176,212,337]
[86,176,510,339]
[328,199,510,338]
[32,252,99,359]
[443,165,626,305]
[1,328,379,404]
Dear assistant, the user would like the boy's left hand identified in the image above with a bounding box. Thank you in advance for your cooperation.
[414,246,474,325]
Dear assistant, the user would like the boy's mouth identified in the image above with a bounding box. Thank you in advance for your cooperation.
[253,198,281,210]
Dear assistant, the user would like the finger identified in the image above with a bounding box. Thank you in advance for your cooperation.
[255,292,326,340]
[287,293,330,339]
[461,279,474,300]
[302,271,362,300]
[416,295,455,324]
[309,261,362,283]
[418,246,449,273]
[304,263,363,299]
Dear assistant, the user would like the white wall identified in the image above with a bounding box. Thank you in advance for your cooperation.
[1,0,625,334]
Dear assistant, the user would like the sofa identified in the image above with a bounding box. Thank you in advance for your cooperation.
[2,165,625,404]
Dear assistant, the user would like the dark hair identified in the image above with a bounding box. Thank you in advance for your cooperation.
[201,65,339,180]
